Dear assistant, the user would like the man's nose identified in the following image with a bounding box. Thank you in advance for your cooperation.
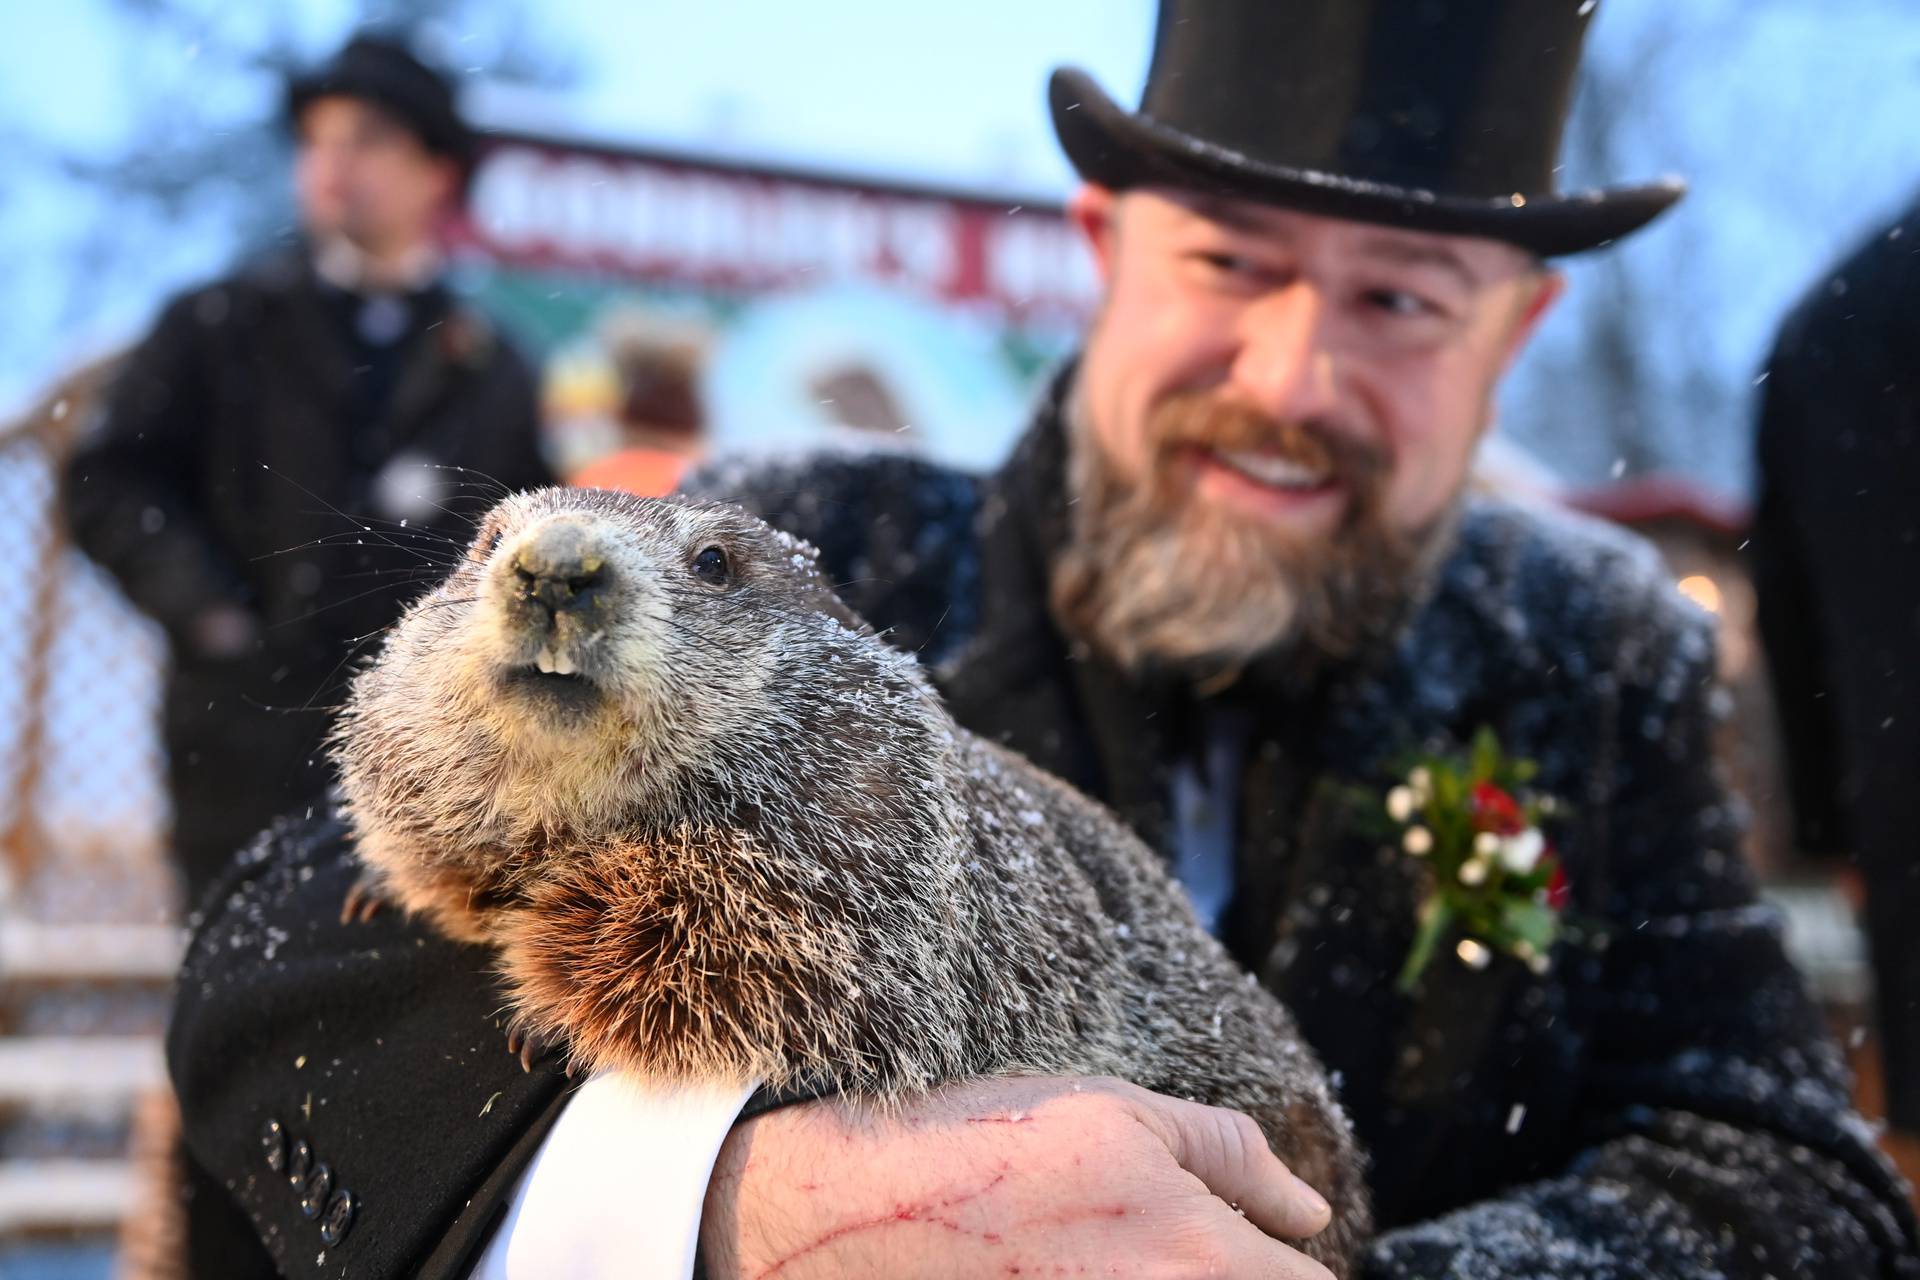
[1229,283,1341,424]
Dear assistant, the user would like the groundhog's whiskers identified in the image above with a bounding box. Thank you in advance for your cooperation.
[333,565,461,584]
[255,463,474,574]
[423,463,515,502]
[657,614,753,661]
[586,560,868,646]
[253,529,465,570]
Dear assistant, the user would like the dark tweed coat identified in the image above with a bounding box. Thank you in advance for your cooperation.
[168,370,1919,1278]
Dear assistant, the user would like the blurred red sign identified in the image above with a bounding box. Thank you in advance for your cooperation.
[449,133,1098,324]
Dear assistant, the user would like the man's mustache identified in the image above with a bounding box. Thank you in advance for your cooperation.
[1144,392,1387,485]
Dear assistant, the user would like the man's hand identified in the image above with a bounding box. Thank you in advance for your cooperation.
[699,1076,1336,1279]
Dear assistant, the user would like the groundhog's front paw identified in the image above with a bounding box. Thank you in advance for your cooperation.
[339,875,392,925]
[504,1017,572,1076]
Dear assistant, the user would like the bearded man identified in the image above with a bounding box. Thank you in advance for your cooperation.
[168,3,1919,1278]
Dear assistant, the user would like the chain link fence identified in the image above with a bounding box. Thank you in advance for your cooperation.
[1,362,181,1279]
[0,363,174,921]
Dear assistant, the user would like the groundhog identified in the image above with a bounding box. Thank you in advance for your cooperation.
[329,485,1370,1272]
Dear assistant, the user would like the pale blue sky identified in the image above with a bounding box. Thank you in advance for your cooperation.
[530,1,1156,196]
[0,1,1156,190]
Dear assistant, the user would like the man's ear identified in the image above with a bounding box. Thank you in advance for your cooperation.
[1498,269,1566,373]
[1068,185,1120,285]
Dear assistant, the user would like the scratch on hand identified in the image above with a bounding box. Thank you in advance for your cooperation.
[753,1170,1011,1277]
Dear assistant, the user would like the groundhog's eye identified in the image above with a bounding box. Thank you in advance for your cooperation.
[479,529,504,558]
[690,545,732,587]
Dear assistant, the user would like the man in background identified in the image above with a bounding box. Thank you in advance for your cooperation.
[1752,192,1920,1183]
[65,32,552,903]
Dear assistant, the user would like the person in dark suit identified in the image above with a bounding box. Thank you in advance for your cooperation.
[167,4,1919,1278]
[1752,194,1920,1159]
[64,33,554,903]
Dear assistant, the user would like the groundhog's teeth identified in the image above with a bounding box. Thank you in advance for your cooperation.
[535,648,557,675]
[551,651,577,677]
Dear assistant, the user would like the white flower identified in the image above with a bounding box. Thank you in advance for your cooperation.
[1514,940,1552,975]
[1474,831,1501,857]
[1458,856,1489,886]
[1402,825,1433,856]
[1408,767,1433,803]
[1499,828,1546,874]
[1386,786,1417,823]
[1455,938,1492,970]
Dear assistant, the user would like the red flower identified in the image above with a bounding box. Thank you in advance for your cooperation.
[1543,854,1571,911]
[1471,782,1526,835]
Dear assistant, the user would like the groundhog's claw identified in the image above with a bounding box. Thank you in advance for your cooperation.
[340,876,388,925]
[505,1020,571,1075]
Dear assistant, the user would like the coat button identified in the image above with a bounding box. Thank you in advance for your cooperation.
[300,1164,334,1220]
[287,1138,312,1186]
[319,1189,356,1246]
[260,1119,286,1173]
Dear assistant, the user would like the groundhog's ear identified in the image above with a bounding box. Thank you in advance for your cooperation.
[811,594,873,638]
[773,531,874,637]
[805,565,876,639]
[766,527,825,569]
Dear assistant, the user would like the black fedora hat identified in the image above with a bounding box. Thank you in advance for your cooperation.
[1051,0,1683,257]
[286,33,473,173]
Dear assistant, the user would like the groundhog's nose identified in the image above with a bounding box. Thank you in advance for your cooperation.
[510,522,607,617]
[514,559,603,615]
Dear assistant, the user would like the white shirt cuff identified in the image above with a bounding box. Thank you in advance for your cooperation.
[470,1074,758,1280]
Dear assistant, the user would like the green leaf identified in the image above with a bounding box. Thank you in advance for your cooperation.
[1499,899,1560,951]
[1470,726,1500,781]
[1397,897,1456,994]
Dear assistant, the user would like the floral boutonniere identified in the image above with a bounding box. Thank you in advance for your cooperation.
[1385,728,1569,992]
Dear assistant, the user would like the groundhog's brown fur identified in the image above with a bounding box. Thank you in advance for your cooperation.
[331,486,1370,1272]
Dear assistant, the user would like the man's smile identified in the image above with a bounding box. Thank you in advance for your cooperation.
[1208,447,1332,490]
[1181,443,1350,529]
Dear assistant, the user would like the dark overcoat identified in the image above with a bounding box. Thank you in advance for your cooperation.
[168,369,1919,1278]
[1752,193,1920,1132]
[65,247,553,895]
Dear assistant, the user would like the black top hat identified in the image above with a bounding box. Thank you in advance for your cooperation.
[286,33,473,173]
[1051,0,1682,257]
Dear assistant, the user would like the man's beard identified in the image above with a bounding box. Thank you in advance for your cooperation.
[1051,389,1457,689]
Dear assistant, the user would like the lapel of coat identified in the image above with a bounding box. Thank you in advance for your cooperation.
[267,252,359,418]
[1265,514,1568,1109]
[382,297,489,455]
